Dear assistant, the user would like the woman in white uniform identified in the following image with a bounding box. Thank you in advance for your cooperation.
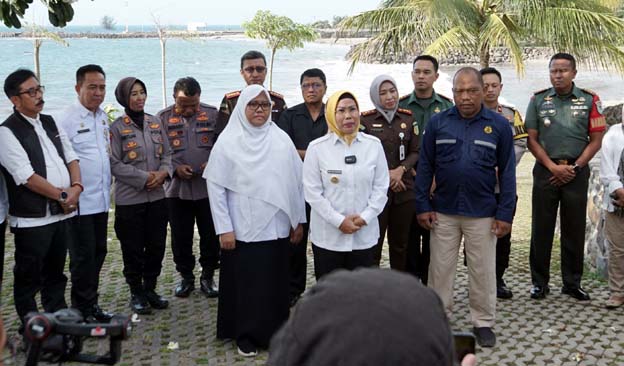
[205,84,305,357]
[303,90,389,280]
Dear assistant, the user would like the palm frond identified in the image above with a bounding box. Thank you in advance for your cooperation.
[480,13,525,74]
[424,26,478,58]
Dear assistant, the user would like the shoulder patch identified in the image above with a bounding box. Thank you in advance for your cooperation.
[398,108,412,115]
[399,94,410,101]
[500,103,517,112]
[225,91,241,99]
[438,93,453,102]
[580,88,597,96]
[533,87,550,95]
[269,90,284,99]
[361,109,377,116]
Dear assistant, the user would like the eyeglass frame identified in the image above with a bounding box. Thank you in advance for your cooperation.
[17,85,45,98]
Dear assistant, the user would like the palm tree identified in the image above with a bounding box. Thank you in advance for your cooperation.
[340,0,624,75]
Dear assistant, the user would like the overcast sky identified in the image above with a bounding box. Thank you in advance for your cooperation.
[23,0,382,26]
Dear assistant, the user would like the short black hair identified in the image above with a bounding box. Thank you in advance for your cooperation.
[300,68,326,85]
[479,67,502,82]
[4,69,37,98]
[453,67,484,86]
[173,77,201,96]
[549,52,576,70]
[413,55,439,72]
[76,64,105,85]
[240,50,267,69]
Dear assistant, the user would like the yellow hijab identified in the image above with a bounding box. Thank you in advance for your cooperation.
[325,90,360,146]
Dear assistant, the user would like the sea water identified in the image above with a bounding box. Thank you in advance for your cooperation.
[1,36,624,119]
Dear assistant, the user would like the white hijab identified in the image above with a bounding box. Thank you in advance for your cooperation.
[370,75,399,123]
[204,84,303,229]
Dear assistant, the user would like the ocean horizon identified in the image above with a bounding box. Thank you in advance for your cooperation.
[1,35,624,122]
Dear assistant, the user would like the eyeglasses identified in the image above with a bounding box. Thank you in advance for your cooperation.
[243,66,267,74]
[18,85,45,97]
[452,88,481,96]
[247,101,272,111]
[301,82,324,90]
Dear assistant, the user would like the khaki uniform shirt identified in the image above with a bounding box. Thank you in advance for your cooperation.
[110,114,172,205]
[360,108,420,204]
[157,103,217,201]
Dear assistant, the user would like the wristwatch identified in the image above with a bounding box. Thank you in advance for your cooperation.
[572,163,581,174]
[59,190,68,203]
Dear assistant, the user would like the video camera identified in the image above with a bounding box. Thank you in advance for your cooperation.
[23,309,132,366]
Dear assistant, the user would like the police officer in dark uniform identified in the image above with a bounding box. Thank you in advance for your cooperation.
[157,77,220,298]
[525,53,606,301]
[480,67,528,299]
[361,75,419,271]
[111,77,172,314]
[216,50,287,136]
[398,55,453,283]
[277,68,328,306]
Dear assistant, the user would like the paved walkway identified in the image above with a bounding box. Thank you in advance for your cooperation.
[0,156,622,365]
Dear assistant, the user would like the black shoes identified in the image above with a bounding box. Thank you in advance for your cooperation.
[473,327,496,347]
[530,285,550,299]
[200,276,219,298]
[496,280,513,299]
[145,289,169,309]
[85,304,114,323]
[174,279,195,298]
[237,339,258,357]
[561,286,591,301]
[130,293,152,315]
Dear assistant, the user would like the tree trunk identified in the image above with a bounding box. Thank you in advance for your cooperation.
[479,43,490,69]
[34,39,42,81]
[269,48,276,91]
[160,38,167,108]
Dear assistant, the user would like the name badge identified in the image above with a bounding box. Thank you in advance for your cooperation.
[77,128,90,134]
[399,145,405,161]
[327,170,342,174]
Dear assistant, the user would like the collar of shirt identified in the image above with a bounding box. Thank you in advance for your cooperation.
[546,83,583,99]
[19,112,41,126]
[330,131,362,146]
[446,104,493,124]
[75,101,105,120]
[294,103,325,120]
[406,89,443,106]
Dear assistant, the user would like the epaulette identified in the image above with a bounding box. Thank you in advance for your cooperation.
[399,94,410,101]
[269,90,284,99]
[200,102,217,110]
[533,87,550,95]
[225,91,240,99]
[398,108,412,115]
[499,103,517,112]
[361,109,377,116]
[580,88,597,96]
[438,93,453,102]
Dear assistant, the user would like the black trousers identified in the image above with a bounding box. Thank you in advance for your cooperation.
[289,203,310,300]
[406,219,430,284]
[168,197,219,280]
[530,163,589,289]
[12,219,71,321]
[114,200,168,292]
[69,212,108,312]
[374,199,414,271]
[0,219,6,298]
[312,244,375,280]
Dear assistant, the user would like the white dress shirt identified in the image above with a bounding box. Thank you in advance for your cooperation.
[208,182,305,243]
[600,123,624,213]
[0,171,7,223]
[58,101,111,215]
[303,132,389,252]
[0,113,78,228]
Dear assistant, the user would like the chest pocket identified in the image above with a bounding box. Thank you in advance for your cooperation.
[122,138,144,163]
[72,129,94,144]
[195,126,215,149]
[150,131,164,157]
[435,139,459,164]
[168,129,187,152]
[470,140,497,167]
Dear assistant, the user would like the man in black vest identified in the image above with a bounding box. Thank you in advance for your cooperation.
[0,69,82,324]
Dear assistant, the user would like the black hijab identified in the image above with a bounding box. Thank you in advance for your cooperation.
[115,77,146,128]
[268,268,455,366]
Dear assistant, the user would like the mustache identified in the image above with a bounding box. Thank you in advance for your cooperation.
[36,100,45,107]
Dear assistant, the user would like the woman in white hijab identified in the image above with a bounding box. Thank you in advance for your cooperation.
[204,84,305,357]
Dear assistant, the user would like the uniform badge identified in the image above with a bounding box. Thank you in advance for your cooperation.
[169,117,181,124]
[400,123,407,129]
[149,123,160,129]
[579,97,586,103]
[544,96,553,101]
[413,123,419,135]
[372,124,383,128]
[126,141,138,149]
[197,115,209,121]
[121,129,133,135]
[330,176,339,184]
[201,135,210,144]
[544,118,551,127]
[101,119,107,125]
[484,126,492,134]
[172,139,181,147]
[123,116,131,125]
[128,151,137,160]
[434,107,440,113]
[174,107,182,115]
[596,100,604,114]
